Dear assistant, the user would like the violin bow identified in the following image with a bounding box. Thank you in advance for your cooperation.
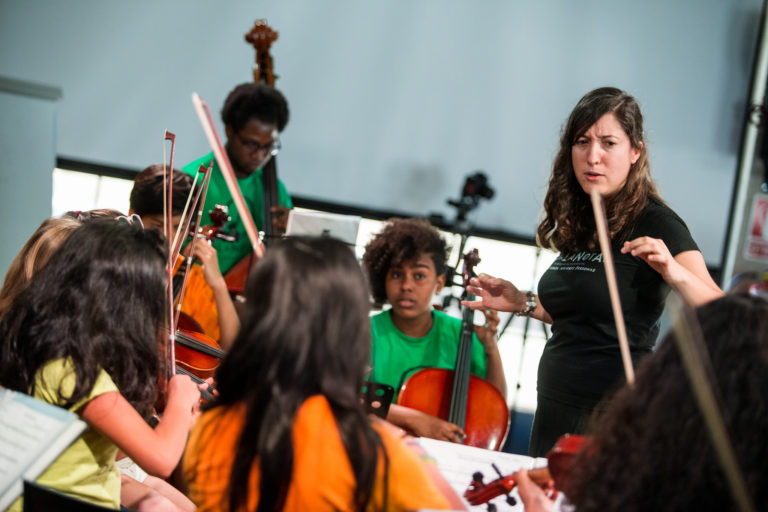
[172,162,214,329]
[667,295,755,512]
[590,190,753,510]
[589,189,635,385]
[191,93,265,259]
[163,131,178,381]
[169,162,210,263]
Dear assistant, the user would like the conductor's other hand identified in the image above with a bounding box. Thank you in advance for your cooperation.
[621,236,678,282]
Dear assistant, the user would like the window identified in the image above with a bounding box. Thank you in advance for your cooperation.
[52,168,133,216]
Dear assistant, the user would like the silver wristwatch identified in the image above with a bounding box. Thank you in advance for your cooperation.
[515,291,536,316]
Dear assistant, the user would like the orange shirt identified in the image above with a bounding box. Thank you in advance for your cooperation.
[183,395,453,511]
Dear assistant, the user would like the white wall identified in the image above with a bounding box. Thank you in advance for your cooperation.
[0,0,763,266]
[0,81,59,277]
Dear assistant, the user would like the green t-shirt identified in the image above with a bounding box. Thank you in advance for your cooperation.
[369,309,488,399]
[10,358,121,511]
[182,152,293,274]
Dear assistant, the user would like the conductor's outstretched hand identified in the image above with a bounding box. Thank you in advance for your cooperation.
[462,273,523,313]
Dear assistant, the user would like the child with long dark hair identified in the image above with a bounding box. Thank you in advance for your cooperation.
[183,237,464,511]
[0,216,80,320]
[0,220,201,511]
[515,293,768,511]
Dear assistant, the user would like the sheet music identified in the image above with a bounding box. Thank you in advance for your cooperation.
[285,209,361,246]
[417,437,546,511]
[0,389,86,510]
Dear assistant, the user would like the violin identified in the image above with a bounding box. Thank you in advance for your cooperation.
[173,324,224,381]
[175,367,216,403]
[397,249,509,450]
[155,132,228,395]
[174,204,234,340]
[464,434,588,508]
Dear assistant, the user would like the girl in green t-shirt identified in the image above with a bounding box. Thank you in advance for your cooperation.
[362,218,507,443]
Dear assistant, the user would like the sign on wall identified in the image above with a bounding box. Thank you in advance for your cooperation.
[745,193,768,262]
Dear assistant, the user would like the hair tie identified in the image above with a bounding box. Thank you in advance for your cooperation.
[115,214,145,229]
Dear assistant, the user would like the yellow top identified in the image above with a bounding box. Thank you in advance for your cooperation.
[10,358,120,511]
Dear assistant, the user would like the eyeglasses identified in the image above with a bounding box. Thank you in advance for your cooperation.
[236,134,281,156]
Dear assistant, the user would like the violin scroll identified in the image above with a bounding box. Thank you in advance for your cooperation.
[464,465,551,508]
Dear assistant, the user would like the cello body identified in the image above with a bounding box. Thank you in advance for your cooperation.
[398,368,509,450]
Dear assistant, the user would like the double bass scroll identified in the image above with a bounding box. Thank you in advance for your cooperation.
[245,19,281,247]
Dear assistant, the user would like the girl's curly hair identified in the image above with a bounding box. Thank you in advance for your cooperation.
[361,218,448,304]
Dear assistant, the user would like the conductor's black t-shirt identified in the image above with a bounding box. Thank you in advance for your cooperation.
[537,198,699,409]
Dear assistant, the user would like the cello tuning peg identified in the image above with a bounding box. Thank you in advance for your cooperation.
[486,503,497,512]
[472,471,484,484]
[506,495,517,506]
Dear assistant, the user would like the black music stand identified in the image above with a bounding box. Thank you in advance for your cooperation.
[23,480,117,512]
[362,381,395,419]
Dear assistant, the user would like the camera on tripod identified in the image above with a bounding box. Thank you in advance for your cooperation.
[447,171,495,224]
[461,172,494,201]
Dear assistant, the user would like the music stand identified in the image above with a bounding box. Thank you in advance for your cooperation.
[285,210,361,246]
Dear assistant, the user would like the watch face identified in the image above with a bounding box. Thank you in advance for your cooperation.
[515,292,536,316]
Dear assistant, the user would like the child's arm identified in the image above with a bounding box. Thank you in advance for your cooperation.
[474,309,507,399]
[80,374,201,478]
[192,240,240,349]
[376,419,468,510]
[386,404,465,443]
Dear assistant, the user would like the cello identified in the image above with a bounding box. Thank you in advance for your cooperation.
[397,249,509,450]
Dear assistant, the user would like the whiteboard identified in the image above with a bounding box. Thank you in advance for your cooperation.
[0,0,761,266]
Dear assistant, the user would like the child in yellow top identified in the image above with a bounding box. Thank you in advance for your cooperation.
[0,220,202,510]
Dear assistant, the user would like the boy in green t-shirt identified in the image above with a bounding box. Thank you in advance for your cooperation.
[129,164,240,349]
[362,218,506,443]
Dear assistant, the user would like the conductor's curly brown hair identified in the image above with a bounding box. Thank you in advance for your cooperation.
[361,218,448,304]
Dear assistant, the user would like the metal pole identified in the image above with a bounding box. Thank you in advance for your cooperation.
[721,0,768,288]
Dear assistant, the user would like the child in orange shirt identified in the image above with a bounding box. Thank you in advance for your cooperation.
[183,237,465,511]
